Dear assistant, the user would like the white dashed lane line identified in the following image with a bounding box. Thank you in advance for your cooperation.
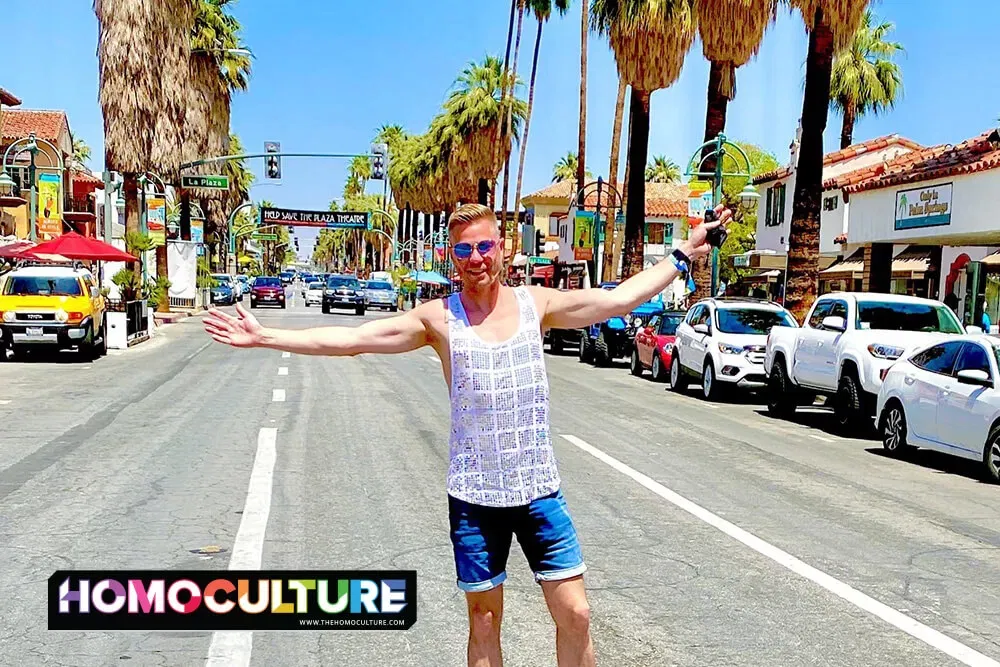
[272,389,285,402]
[278,367,288,376]
[282,352,291,359]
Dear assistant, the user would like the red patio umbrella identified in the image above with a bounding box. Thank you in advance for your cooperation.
[0,240,35,259]
[20,231,137,262]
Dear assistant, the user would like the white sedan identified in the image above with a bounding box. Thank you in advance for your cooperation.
[877,334,1000,482]
[304,281,325,307]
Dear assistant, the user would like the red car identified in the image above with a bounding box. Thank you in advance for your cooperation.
[250,276,286,309]
[630,311,685,381]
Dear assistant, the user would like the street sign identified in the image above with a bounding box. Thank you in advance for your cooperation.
[181,174,229,190]
[251,233,277,241]
[260,207,370,229]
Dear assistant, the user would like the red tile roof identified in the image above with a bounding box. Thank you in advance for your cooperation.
[522,179,689,218]
[753,134,924,186]
[72,169,104,188]
[845,130,1000,194]
[0,88,20,106]
[0,109,70,143]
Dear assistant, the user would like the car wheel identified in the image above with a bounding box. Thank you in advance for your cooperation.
[630,349,643,376]
[984,425,1000,484]
[766,361,797,419]
[834,372,869,435]
[391,306,398,312]
[322,302,330,314]
[250,300,257,309]
[98,320,108,357]
[280,302,286,309]
[356,306,366,316]
[304,302,310,307]
[879,401,910,456]
[702,360,724,401]
[594,330,610,367]
[10,345,30,361]
[578,334,593,364]
[669,351,688,392]
[652,353,667,382]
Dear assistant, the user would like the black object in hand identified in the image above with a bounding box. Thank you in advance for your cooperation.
[704,208,727,248]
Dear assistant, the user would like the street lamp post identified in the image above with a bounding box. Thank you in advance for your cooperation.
[2,132,66,243]
[684,133,760,298]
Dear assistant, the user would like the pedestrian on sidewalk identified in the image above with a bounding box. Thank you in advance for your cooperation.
[203,202,730,667]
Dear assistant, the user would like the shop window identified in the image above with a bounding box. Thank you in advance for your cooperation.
[645,223,667,245]
[7,166,29,195]
[765,188,773,226]
[765,184,786,227]
[548,214,560,237]
[823,195,839,211]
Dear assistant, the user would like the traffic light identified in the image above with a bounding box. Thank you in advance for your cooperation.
[535,229,544,257]
[370,142,388,181]
[265,141,281,180]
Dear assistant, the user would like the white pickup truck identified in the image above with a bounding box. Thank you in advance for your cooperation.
[764,292,973,432]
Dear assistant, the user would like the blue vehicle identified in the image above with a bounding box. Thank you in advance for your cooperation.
[579,283,666,366]
[210,276,237,306]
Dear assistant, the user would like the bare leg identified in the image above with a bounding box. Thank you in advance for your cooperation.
[541,576,595,667]
[466,585,504,667]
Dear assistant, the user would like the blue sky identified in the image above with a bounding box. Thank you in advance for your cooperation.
[5,0,1000,255]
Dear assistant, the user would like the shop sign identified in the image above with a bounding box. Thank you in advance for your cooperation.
[733,254,750,268]
[37,173,63,240]
[191,219,204,244]
[147,197,166,247]
[687,180,714,228]
[895,183,952,230]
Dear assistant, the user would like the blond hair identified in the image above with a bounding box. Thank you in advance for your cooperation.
[448,203,497,236]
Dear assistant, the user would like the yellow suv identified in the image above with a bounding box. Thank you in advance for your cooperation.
[0,265,107,360]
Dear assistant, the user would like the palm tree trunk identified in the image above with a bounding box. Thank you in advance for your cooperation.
[602,78,627,282]
[840,100,856,149]
[622,89,650,279]
[513,17,544,260]
[612,94,633,282]
[500,4,526,251]
[787,9,835,323]
[492,0,519,206]
[576,0,588,206]
[122,173,142,293]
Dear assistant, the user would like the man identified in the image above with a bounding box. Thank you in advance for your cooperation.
[204,203,730,667]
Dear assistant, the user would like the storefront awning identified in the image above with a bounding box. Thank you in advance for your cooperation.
[981,250,1000,266]
[743,269,782,283]
[820,246,933,277]
[821,249,865,276]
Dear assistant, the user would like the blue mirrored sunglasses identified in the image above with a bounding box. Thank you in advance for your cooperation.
[453,240,497,259]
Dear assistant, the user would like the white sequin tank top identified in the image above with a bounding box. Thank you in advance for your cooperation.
[445,286,561,507]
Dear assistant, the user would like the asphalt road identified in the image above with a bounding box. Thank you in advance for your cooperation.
[1,287,999,666]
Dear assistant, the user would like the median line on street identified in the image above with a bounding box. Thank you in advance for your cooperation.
[278,367,288,376]
[205,427,278,667]
[272,389,285,402]
[0,400,10,405]
[560,433,1000,667]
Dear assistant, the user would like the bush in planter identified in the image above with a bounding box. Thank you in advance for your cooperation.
[146,276,171,312]
[111,267,142,303]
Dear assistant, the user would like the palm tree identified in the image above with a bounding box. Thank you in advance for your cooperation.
[576,0,588,206]
[492,0,520,206]
[513,0,572,255]
[95,0,195,278]
[645,155,681,183]
[552,151,589,183]
[601,77,627,282]
[345,155,371,198]
[592,0,696,278]
[830,10,903,149]
[499,0,528,238]
[72,139,91,169]
[785,0,869,322]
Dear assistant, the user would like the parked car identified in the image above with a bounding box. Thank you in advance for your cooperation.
[211,275,237,306]
[631,311,685,381]
[765,293,968,432]
[365,280,398,311]
[877,335,1000,483]
[671,297,797,400]
[580,284,665,366]
[0,265,108,360]
[322,275,366,315]
[212,274,241,302]
[250,276,285,309]
[304,281,325,307]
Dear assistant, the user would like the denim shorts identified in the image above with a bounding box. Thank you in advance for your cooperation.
[448,489,587,593]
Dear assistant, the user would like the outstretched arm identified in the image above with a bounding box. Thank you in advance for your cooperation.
[204,302,430,356]
[537,205,730,330]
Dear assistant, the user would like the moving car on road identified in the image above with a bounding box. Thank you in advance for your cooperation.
[249,276,285,309]
[304,281,325,307]
[365,280,398,311]
[671,297,797,400]
[579,284,665,366]
[765,293,967,432]
[211,275,237,306]
[279,270,295,286]
[631,311,685,381]
[0,265,107,360]
[322,275,366,316]
[212,274,241,303]
[877,335,1000,483]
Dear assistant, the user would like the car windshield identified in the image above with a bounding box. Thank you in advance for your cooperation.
[856,300,963,334]
[328,276,360,288]
[368,282,393,290]
[212,275,230,285]
[716,308,796,335]
[254,277,281,287]
[659,315,683,336]
[4,276,82,297]
[307,282,324,289]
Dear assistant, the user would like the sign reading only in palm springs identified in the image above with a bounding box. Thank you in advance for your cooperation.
[894,183,952,230]
[260,207,371,229]
[181,174,230,190]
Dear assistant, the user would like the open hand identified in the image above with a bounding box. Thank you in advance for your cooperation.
[203,303,263,348]
[686,204,733,258]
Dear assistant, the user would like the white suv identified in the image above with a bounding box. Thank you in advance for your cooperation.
[670,298,798,400]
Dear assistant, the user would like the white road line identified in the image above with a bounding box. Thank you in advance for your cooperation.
[0,400,10,405]
[809,434,833,443]
[277,367,288,376]
[205,427,278,667]
[272,389,285,402]
[560,434,1000,667]
[282,352,291,359]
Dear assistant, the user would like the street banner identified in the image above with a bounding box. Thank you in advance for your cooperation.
[423,248,433,271]
[687,180,713,230]
[261,207,370,229]
[147,197,166,247]
[191,219,204,244]
[37,173,63,240]
[574,210,594,261]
